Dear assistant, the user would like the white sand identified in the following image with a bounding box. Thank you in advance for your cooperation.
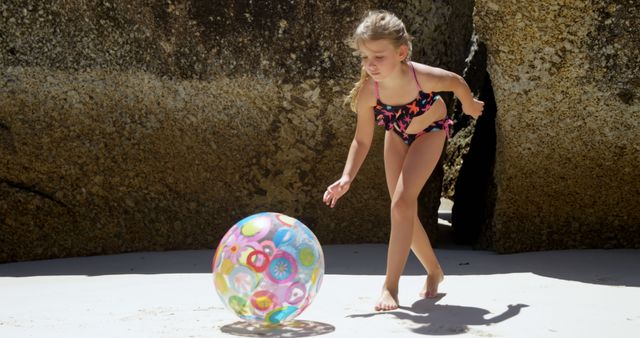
[1,244,639,338]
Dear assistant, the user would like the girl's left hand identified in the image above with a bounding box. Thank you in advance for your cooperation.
[463,98,484,118]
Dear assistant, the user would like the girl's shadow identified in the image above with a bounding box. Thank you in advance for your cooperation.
[348,294,528,335]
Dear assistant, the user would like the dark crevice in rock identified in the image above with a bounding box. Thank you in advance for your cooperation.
[0,122,17,153]
[0,178,68,208]
[451,71,497,247]
[617,88,635,105]
[441,31,496,247]
[587,1,639,103]
[442,35,488,202]
[455,34,488,135]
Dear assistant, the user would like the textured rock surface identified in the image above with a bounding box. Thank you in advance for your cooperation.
[0,1,474,262]
[473,0,640,252]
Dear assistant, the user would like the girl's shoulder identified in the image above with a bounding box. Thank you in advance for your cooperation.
[410,61,447,75]
[410,62,450,90]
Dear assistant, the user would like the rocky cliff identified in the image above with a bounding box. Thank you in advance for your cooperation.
[0,0,474,262]
[467,0,640,252]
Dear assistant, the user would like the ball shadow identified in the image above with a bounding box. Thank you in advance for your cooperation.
[220,320,335,337]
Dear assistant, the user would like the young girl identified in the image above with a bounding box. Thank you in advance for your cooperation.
[323,10,483,311]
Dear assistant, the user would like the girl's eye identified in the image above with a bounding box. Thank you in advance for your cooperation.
[375,56,384,60]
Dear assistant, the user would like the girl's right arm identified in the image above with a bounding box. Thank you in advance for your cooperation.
[323,85,375,208]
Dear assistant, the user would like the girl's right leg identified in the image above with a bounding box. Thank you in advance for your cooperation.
[379,131,409,311]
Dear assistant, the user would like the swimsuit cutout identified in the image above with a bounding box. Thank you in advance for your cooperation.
[373,61,454,145]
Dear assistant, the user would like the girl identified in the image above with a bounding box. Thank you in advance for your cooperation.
[323,10,483,311]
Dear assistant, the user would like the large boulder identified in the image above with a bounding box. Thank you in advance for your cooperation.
[465,0,640,252]
[0,1,474,262]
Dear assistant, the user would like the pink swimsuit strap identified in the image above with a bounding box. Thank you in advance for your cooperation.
[409,61,422,91]
[373,61,422,100]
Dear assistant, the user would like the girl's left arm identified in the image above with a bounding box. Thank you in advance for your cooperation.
[422,67,484,118]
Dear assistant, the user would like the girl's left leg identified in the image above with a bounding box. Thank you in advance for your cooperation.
[379,131,447,311]
[411,216,444,298]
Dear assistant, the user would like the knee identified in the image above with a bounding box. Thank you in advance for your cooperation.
[391,194,416,218]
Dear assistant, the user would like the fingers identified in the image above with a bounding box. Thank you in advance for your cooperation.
[323,192,339,208]
[473,103,484,118]
[473,100,484,118]
[463,101,484,119]
[331,192,341,208]
[323,187,334,207]
[323,183,336,203]
[323,184,343,208]
[322,190,330,204]
[328,190,340,208]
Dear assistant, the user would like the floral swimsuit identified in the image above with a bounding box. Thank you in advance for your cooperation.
[373,62,453,145]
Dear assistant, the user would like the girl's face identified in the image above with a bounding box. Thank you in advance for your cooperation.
[358,39,408,81]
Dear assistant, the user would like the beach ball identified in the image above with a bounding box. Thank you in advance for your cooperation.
[212,212,324,324]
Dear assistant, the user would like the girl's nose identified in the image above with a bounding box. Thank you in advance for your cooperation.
[365,61,377,71]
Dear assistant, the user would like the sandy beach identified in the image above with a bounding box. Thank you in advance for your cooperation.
[1,228,639,337]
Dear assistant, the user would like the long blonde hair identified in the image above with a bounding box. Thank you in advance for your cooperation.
[345,10,413,112]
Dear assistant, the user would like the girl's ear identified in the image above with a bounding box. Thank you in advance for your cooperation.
[398,45,409,61]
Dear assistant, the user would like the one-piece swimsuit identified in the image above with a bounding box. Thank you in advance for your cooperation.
[373,61,453,145]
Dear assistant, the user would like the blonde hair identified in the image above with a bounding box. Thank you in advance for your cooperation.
[345,10,413,112]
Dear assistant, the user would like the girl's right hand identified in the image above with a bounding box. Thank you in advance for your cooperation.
[323,176,352,208]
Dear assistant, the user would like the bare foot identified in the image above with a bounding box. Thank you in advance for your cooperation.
[419,269,444,298]
[375,287,399,311]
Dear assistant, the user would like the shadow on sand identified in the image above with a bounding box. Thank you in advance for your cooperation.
[348,294,528,335]
[220,320,335,337]
[1,211,638,288]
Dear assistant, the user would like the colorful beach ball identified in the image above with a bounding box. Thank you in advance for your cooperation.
[212,212,324,324]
